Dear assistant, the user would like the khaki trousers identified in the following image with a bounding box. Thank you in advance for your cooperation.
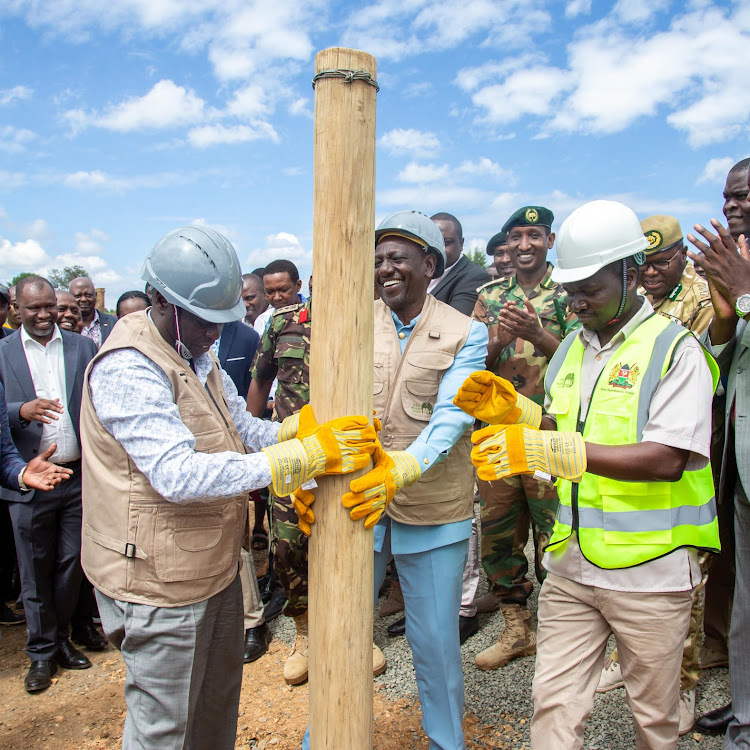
[531,573,692,750]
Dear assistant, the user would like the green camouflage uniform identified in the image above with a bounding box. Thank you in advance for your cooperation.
[250,300,311,618]
[472,263,577,605]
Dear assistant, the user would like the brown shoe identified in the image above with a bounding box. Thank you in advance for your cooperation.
[284,613,309,685]
[473,590,502,614]
[700,645,729,669]
[475,603,536,670]
[379,580,404,618]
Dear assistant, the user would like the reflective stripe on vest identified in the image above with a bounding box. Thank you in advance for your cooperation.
[545,313,720,568]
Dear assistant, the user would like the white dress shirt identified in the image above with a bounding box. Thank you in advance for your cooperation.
[20,325,80,463]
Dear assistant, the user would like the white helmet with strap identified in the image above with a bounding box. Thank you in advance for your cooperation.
[551,200,648,284]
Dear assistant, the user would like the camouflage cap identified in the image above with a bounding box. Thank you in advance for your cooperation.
[485,231,508,256]
[502,206,554,234]
[641,214,684,255]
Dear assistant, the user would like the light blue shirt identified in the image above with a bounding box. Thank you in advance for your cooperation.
[376,309,488,554]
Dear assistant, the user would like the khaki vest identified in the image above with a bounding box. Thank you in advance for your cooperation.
[374,295,474,525]
[80,311,248,607]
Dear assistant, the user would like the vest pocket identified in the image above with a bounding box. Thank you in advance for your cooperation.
[599,480,672,546]
[402,380,439,422]
[153,505,237,582]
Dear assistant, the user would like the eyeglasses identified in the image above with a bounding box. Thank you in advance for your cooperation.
[642,248,682,272]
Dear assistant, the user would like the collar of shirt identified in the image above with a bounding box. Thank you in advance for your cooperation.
[20,323,62,351]
[577,296,655,354]
[427,255,461,293]
[82,308,100,332]
[389,308,420,351]
[505,262,555,298]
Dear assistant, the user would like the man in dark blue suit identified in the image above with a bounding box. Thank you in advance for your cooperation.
[0,275,97,693]
[69,276,117,348]
[214,318,271,663]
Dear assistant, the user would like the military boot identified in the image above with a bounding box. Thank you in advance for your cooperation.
[284,613,309,685]
[475,603,536,670]
[379,579,404,617]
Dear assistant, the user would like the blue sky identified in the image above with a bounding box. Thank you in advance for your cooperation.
[0,0,747,307]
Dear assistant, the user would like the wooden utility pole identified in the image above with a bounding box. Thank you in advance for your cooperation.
[308,47,377,750]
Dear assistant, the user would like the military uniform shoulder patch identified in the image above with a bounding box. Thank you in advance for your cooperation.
[272,302,304,316]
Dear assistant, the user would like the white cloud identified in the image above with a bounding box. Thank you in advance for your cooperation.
[0,86,33,105]
[459,3,750,146]
[187,122,278,148]
[697,157,736,186]
[379,128,440,157]
[397,162,450,184]
[64,170,186,191]
[0,237,50,269]
[74,79,206,132]
[73,228,109,255]
[379,185,491,209]
[247,231,310,268]
[226,84,271,119]
[21,218,52,242]
[565,0,591,18]
[0,126,36,153]
[457,157,514,182]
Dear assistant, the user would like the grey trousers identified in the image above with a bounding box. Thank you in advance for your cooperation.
[96,575,244,750]
[460,516,481,617]
[727,481,750,750]
[240,548,264,630]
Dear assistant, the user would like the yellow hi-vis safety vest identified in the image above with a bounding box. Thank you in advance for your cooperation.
[543,313,720,569]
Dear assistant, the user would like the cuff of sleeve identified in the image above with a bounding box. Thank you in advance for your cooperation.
[17,468,29,492]
[405,442,441,472]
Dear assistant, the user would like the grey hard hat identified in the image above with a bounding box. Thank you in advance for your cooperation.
[141,226,246,324]
[375,210,447,276]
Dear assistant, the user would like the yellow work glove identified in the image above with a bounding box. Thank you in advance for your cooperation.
[262,414,377,497]
[292,487,315,537]
[341,448,422,529]
[471,424,586,482]
[279,405,382,441]
[453,371,542,428]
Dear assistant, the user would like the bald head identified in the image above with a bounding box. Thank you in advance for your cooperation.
[69,276,97,324]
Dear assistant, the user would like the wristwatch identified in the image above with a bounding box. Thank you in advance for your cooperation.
[736,293,750,318]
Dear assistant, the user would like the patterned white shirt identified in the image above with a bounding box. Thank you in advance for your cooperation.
[88,346,280,503]
[81,309,102,349]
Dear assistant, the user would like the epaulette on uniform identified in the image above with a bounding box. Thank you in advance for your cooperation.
[272,302,304,317]
[476,277,509,294]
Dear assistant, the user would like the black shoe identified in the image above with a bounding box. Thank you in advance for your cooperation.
[244,623,271,663]
[695,702,734,735]
[459,614,479,645]
[387,616,406,637]
[0,602,24,625]
[71,623,108,652]
[24,660,58,693]
[263,586,287,622]
[55,638,92,670]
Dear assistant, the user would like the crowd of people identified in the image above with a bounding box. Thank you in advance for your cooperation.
[0,156,748,750]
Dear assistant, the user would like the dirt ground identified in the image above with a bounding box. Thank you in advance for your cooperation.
[0,616,526,750]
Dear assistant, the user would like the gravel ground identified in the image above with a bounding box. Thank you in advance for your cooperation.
[269,505,731,749]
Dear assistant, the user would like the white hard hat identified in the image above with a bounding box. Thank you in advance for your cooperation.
[551,200,649,284]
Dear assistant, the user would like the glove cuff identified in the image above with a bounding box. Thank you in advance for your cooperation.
[278,412,300,442]
[391,451,423,491]
[262,439,311,497]
[514,394,542,429]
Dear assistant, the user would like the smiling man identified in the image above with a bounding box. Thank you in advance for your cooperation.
[338,209,487,750]
[723,158,750,243]
[638,215,713,335]
[469,205,576,672]
[55,290,82,333]
[69,277,117,349]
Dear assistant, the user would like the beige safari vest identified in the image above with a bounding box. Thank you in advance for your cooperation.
[374,295,474,526]
[80,311,248,607]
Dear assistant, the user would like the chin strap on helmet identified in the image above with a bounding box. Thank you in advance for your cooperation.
[607,259,628,326]
[173,306,192,360]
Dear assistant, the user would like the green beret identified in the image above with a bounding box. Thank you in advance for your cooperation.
[641,214,683,255]
[485,231,508,256]
[502,206,554,233]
